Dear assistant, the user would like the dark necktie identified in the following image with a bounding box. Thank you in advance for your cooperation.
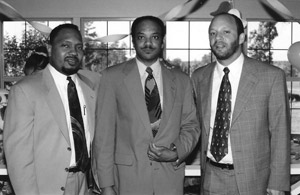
[67,76,89,172]
[145,67,162,137]
[210,67,231,162]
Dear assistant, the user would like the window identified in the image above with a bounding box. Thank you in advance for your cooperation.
[1,19,71,89]
[2,18,299,144]
[82,19,134,73]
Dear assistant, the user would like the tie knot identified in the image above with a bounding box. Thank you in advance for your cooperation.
[146,67,153,75]
[223,67,230,75]
[67,76,72,82]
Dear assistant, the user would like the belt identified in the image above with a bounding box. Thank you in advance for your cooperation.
[206,157,234,170]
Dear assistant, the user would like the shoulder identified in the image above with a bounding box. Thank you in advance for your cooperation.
[13,71,43,89]
[78,69,101,82]
[245,57,285,75]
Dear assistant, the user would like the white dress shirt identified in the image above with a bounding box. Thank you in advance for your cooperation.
[207,53,244,164]
[136,58,163,107]
[48,65,91,166]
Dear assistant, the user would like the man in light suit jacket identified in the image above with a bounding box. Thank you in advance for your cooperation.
[93,15,200,195]
[4,24,100,195]
[192,13,291,195]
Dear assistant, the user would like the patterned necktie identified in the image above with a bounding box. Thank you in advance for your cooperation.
[67,76,89,172]
[145,67,162,137]
[210,67,231,162]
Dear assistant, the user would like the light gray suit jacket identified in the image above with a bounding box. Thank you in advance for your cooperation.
[4,66,100,195]
[93,58,200,195]
[192,56,291,195]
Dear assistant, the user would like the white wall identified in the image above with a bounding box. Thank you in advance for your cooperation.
[4,0,300,21]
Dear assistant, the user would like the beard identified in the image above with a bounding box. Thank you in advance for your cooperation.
[211,39,240,60]
[61,66,80,75]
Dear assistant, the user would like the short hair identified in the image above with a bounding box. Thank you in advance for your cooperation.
[131,15,166,38]
[49,23,81,45]
[213,13,244,36]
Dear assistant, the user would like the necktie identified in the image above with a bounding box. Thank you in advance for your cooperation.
[67,76,89,172]
[210,67,231,162]
[145,67,162,137]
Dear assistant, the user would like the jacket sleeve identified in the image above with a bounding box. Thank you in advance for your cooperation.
[267,69,291,191]
[3,85,40,195]
[173,78,201,165]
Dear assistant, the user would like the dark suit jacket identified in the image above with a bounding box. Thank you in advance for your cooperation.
[93,58,200,195]
[4,66,100,195]
[192,56,291,194]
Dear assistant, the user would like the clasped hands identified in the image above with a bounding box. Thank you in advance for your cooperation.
[147,143,178,162]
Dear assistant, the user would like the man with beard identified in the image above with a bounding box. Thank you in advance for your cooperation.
[4,23,100,195]
[93,15,200,195]
[192,13,290,195]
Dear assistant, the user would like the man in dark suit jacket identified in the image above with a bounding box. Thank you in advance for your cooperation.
[93,15,200,195]
[4,24,100,195]
[192,13,291,195]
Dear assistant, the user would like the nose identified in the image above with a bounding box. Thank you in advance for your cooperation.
[144,37,152,46]
[69,46,79,56]
[215,32,224,41]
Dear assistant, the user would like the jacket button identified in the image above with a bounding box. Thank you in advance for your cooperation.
[67,147,71,151]
[61,187,65,191]
[150,162,152,166]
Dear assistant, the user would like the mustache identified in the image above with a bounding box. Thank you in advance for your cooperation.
[65,55,79,62]
[142,46,155,50]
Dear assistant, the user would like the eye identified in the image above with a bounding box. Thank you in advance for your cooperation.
[76,45,83,51]
[61,43,70,48]
[152,35,160,40]
[223,30,230,35]
[209,31,216,37]
[137,35,145,40]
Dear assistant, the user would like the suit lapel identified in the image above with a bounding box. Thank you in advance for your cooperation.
[77,73,97,140]
[231,57,258,126]
[43,67,70,144]
[159,63,176,131]
[123,59,152,136]
[200,63,215,135]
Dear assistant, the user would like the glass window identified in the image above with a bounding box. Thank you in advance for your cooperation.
[2,20,71,83]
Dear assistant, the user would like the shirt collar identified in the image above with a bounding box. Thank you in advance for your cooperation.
[216,53,244,76]
[136,58,160,77]
[48,65,78,83]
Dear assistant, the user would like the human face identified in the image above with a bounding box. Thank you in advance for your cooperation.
[132,20,164,66]
[209,15,244,65]
[48,28,83,75]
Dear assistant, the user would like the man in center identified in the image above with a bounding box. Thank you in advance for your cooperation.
[93,15,200,195]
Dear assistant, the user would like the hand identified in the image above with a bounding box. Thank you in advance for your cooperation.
[147,143,178,162]
[266,189,285,195]
[101,186,117,195]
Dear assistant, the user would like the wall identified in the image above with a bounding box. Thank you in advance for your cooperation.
[4,0,300,22]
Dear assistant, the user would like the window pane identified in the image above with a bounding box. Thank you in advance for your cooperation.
[84,21,107,39]
[247,49,270,63]
[83,49,108,73]
[292,22,300,43]
[190,50,211,74]
[289,81,300,109]
[166,22,189,49]
[190,21,210,49]
[166,50,189,74]
[272,22,291,49]
[3,21,24,46]
[3,20,70,77]
[272,50,288,70]
[292,110,300,134]
[108,21,130,49]
[248,21,276,50]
